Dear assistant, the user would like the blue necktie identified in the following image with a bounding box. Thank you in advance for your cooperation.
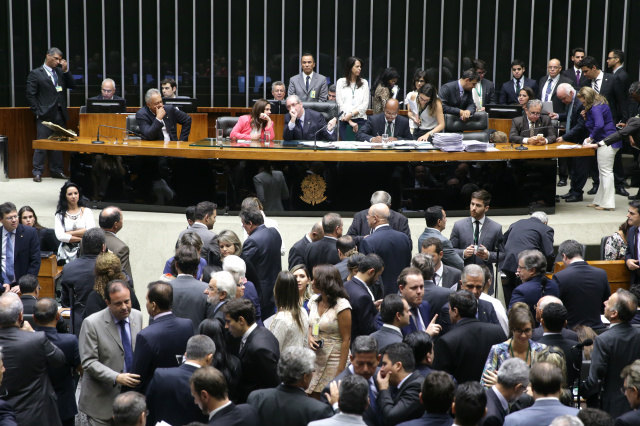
[118,320,133,372]
[4,232,14,284]
[368,381,381,417]
[306,75,310,92]
[545,79,553,102]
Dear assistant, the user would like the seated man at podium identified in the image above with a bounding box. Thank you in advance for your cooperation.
[135,88,191,141]
[88,78,126,112]
[508,99,556,146]
[357,98,413,142]
[283,95,337,141]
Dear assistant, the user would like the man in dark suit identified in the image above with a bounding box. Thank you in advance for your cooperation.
[375,343,425,426]
[304,213,343,277]
[0,202,41,294]
[421,238,462,288]
[561,47,589,90]
[33,298,81,426]
[531,296,579,342]
[190,366,260,426]
[0,348,17,425]
[508,100,557,145]
[479,358,529,426]
[146,335,214,426]
[347,191,412,248]
[18,274,39,313]
[0,292,65,426]
[205,270,239,327]
[536,303,580,387]
[223,299,279,403]
[240,207,282,317]
[130,281,194,393]
[582,289,640,418]
[344,254,383,342]
[87,78,127,112]
[617,360,640,426]
[603,114,640,200]
[499,59,539,104]
[432,290,506,383]
[537,59,574,114]
[472,59,497,111]
[396,370,454,426]
[607,49,631,102]
[417,206,463,271]
[283,95,337,141]
[248,347,334,426]
[411,254,453,323]
[287,54,329,102]
[99,207,133,279]
[357,99,413,141]
[26,47,75,182]
[554,239,610,329]
[439,69,478,121]
[360,204,412,296]
[626,199,640,284]
[176,201,221,267]
[135,88,191,141]
[371,295,410,352]
[288,221,323,270]
[398,267,438,337]
[170,245,215,334]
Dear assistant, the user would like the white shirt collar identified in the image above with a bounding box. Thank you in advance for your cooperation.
[209,400,232,420]
[382,324,401,334]
[303,71,314,81]
[535,397,560,402]
[471,216,486,225]
[152,311,172,320]
[304,234,313,243]
[373,223,390,232]
[426,226,442,234]
[594,70,604,83]
[396,372,413,390]
[191,222,208,229]
[434,263,444,283]
[184,361,202,368]
[242,323,258,346]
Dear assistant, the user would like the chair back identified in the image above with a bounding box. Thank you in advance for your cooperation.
[444,111,488,132]
[217,117,240,138]
[599,236,610,260]
[126,115,141,134]
[301,102,340,121]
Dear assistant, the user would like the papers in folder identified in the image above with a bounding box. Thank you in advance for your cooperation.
[432,133,464,152]
[463,140,492,152]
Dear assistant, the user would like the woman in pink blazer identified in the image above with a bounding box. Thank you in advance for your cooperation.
[230,98,274,141]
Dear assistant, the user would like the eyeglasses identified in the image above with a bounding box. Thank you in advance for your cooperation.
[528,112,542,116]
[3,215,18,221]
[384,112,398,117]
[547,66,561,69]
[513,328,533,335]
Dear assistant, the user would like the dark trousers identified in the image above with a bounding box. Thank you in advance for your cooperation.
[558,157,570,180]
[502,270,521,308]
[588,156,601,187]
[614,148,626,189]
[33,108,65,176]
[568,157,592,196]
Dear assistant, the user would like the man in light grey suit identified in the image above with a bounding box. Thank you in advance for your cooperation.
[370,295,411,352]
[311,375,369,426]
[99,206,133,279]
[79,280,143,426]
[421,238,461,289]
[287,53,328,102]
[417,206,463,271]
[176,201,221,267]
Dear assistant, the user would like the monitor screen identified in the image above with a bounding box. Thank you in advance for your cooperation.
[86,98,127,113]
[484,104,523,119]
[162,97,198,113]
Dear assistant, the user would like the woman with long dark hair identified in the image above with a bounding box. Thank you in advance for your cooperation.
[413,83,445,141]
[290,264,314,310]
[269,271,309,352]
[54,182,95,263]
[336,56,370,140]
[230,98,274,141]
[371,67,400,114]
[509,250,559,321]
[518,87,536,110]
[198,318,242,402]
[405,68,428,135]
[19,205,59,252]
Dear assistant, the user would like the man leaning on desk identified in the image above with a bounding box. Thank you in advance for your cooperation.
[282,95,337,141]
[357,98,413,142]
[135,88,191,141]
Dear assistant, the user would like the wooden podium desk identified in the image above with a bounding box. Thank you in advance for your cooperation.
[38,254,62,299]
[78,113,208,142]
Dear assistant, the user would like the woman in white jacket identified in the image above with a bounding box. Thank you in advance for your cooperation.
[335,56,369,141]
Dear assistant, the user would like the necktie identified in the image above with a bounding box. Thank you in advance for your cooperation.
[515,79,521,93]
[593,80,600,93]
[434,273,440,286]
[4,232,14,284]
[385,122,391,136]
[118,320,133,373]
[576,70,581,86]
[545,78,553,102]
[306,75,310,92]
[566,101,573,132]
[474,220,480,245]
[411,308,424,331]
[369,382,380,416]
[297,118,303,131]
[49,67,59,86]
[529,121,535,137]
[636,228,639,261]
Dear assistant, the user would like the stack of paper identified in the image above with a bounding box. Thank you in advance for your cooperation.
[432,133,464,152]
[463,140,490,152]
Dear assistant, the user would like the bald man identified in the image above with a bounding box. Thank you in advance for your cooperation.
[357,98,413,142]
[359,203,412,295]
[288,221,324,270]
[537,59,575,114]
[530,295,579,341]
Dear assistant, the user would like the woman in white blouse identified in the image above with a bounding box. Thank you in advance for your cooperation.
[336,56,369,140]
[269,270,309,353]
[54,182,95,263]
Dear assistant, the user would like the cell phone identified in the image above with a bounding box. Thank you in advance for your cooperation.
[316,339,324,348]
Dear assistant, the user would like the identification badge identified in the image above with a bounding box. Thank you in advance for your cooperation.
[312,323,320,336]
[56,85,63,92]
[310,90,316,98]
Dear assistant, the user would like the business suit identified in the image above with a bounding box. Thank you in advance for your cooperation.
[502,218,555,274]
[360,226,412,296]
[130,312,194,393]
[241,225,282,317]
[208,402,261,426]
[145,363,208,426]
[26,64,76,176]
[247,384,334,426]
[553,260,610,329]
[562,67,590,90]
[476,79,497,107]
[336,258,349,281]
[417,228,463,271]
[357,113,413,142]
[87,94,127,112]
[104,231,132,280]
[253,170,289,212]
[499,78,539,105]
[401,301,431,336]
[439,80,477,116]
[537,74,574,114]
[78,307,143,422]
[422,280,452,323]
[0,400,16,426]
[450,216,504,268]
[238,326,280,403]
[309,413,367,426]
[370,325,403,352]
[320,367,382,426]
[348,209,411,248]
[437,299,500,336]
[508,115,557,145]
[589,71,628,122]
[439,265,461,289]
[479,387,508,426]
[60,253,99,335]
[177,222,221,267]
[615,408,640,426]
[304,236,341,275]
[288,72,329,102]
[396,412,452,426]
[582,322,640,418]
[135,104,192,141]
[288,234,310,270]
[169,275,215,334]
[503,398,578,426]
[558,96,595,197]
[626,226,640,284]
[34,325,81,425]
[283,108,336,141]
[345,278,382,342]
[432,317,506,384]
[531,325,578,342]
[509,276,560,322]
[537,333,579,387]
[1,224,41,289]
[0,326,65,426]
[377,372,424,426]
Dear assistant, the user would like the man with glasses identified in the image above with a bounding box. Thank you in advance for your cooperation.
[471,59,496,111]
[282,94,337,141]
[0,202,40,294]
[508,99,556,146]
[618,360,640,425]
[88,78,127,112]
[537,59,573,115]
[357,98,412,142]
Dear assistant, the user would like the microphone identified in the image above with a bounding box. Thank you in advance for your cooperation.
[573,338,594,350]
[314,124,329,151]
[93,125,143,144]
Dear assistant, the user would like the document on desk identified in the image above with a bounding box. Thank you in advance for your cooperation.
[406,98,419,115]
[557,144,582,149]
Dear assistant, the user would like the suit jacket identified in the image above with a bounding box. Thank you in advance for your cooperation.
[357,113,413,142]
[562,67,590,90]
[360,226,412,296]
[537,333,579,387]
[0,400,16,426]
[615,408,640,426]
[449,217,504,268]
[321,368,382,426]
[348,209,411,248]
[537,74,574,114]
[130,313,194,393]
[34,326,81,422]
[283,108,336,141]
[509,115,557,145]
[78,308,143,420]
[208,402,261,426]
[304,236,341,275]
[371,325,403,352]
[437,299,500,336]
[531,325,579,342]
[169,275,215,334]
[626,226,640,284]
[247,384,334,426]
[104,231,132,279]
[422,281,452,323]
[401,301,431,336]
[238,326,280,403]
[26,65,76,121]
[309,412,368,426]
[288,72,329,102]
[336,258,349,281]
[479,387,508,426]
[0,326,65,426]
[582,322,640,418]
[377,372,425,426]
[499,78,539,105]
[417,228,463,271]
[396,412,453,426]
[241,225,282,317]
[60,253,99,334]
[589,71,628,122]
[288,235,310,270]
[439,80,477,116]
[177,222,221,267]
[478,79,497,107]
[502,217,554,273]
[504,398,577,426]
[554,260,610,329]
[145,363,208,426]
[254,170,289,211]
[603,116,640,147]
[432,318,506,384]
[135,104,192,141]
[557,96,589,142]
[345,278,382,342]
[0,224,40,286]
[439,265,461,289]
[509,276,560,321]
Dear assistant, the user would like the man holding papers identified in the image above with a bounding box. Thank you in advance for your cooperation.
[357,99,413,142]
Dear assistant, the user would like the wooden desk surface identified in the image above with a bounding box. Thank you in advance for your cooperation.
[33,137,594,162]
